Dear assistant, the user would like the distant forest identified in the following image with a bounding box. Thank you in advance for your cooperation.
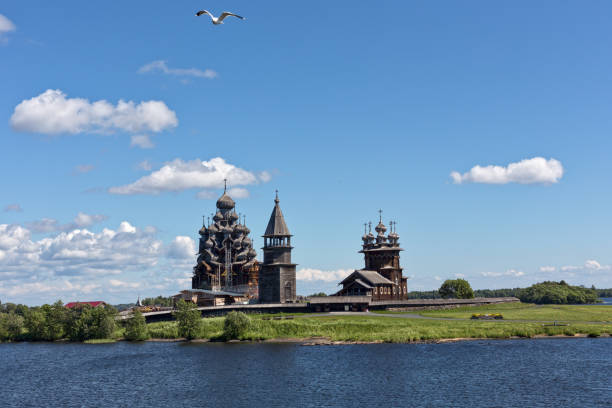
[407,287,612,300]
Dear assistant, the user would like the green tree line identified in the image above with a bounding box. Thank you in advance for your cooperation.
[0,301,117,342]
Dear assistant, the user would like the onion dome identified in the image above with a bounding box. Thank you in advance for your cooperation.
[229,211,239,222]
[199,226,207,235]
[208,223,219,233]
[248,248,257,258]
[216,192,235,210]
[375,221,387,234]
[233,238,242,249]
[234,223,247,234]
[242,236,252,247]
[205,237,214,248]
[213,211,223,222]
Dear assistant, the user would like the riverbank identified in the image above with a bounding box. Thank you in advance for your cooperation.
[144,305,612,343]
[3,302,610,344]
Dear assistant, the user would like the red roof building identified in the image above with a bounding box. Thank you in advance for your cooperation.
[64,301,107,309]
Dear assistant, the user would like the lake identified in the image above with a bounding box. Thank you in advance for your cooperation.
[1,338,611,407]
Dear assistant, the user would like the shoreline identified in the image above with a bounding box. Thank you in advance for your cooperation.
[141,333,611,346]
[1,333,610,346]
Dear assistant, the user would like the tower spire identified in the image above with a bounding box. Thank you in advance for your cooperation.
[275,189,279,204]
[224,178,227,192]
[378,209,383,223]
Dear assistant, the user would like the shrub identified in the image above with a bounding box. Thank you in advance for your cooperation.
[174,300,201,340]
[124,310,149,341]
[223,311,251,340]
[439,279,474,299]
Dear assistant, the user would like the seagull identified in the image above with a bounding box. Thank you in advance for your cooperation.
[196,10,245,25]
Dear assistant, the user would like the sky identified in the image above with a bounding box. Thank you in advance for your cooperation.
[1,1,612,305]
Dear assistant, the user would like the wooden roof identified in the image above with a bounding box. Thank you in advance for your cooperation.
[339,270,393,286]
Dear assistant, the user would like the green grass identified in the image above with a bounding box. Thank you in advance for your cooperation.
[418,303,612,322]
[144,313,612,342]
[83,338,117,344]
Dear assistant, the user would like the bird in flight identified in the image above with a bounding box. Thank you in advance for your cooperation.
[196,10,245,25]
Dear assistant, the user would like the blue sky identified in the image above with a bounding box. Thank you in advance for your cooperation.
[1,1,611,305]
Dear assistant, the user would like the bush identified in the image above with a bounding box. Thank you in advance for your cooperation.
[223,311,251,340]
[439,279,474,299]
[173,300,201,340]
[124,310,149,341]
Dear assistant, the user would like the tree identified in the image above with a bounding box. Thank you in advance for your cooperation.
[223,311,250,340]
[0,312,24,341]
[65,304,117,341]
[519,281,599,304]
[439,279,474,299]
[24,308,47,340]
[174,300,201,340]
[124,310,149,341]
[44,301,67,341]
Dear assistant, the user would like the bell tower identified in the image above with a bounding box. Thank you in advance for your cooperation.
[259,191,297,303]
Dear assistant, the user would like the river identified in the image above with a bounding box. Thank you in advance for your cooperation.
[1,338,611,407]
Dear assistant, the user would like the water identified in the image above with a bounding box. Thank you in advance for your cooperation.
[597,297,612,305]
[1,339,611,407]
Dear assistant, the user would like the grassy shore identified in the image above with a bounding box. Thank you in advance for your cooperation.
[145,303,612,343]
[417,302,612,322]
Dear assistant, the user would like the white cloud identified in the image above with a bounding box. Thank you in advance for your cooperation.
[0,14,16,43]
[0,281,101,297]
[0,221,162,281]
[258,171,272,183]
[3,204,22,212]
[165,236,195,260]
[196,190,217,200]
[297,268,352,283]
[138,60,218,79]
[585,260,610,270]
[109,157,270,195]
[75,164,94,174]
[451,157,563,185]
[561,260,611,272]
[539,266,556,273]
[73,213,107,228]
[11,89,178,135]
[481,269,525,278]
[138,160,153,171]
[26,212,107,233]
[108,279,141,289]
[0,220,203,304]
[227,188,250,199]
[131,134,155,149]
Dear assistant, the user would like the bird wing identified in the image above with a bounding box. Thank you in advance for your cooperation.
[196,10,213,18]
[218,12,245,21]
